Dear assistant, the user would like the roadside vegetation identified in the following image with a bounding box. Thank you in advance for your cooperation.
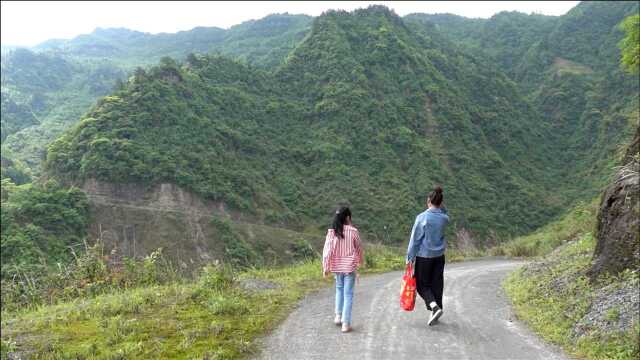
[501,199,639,360]
[0,242,407,359]
[490,199,598,258]
[503,217,639,359]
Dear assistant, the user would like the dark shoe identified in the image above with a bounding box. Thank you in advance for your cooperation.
[428,305,443,326]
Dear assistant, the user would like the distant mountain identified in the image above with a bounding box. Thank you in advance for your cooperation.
[0,44,27,55]
[34,27,226,63]
[1,14,313,173]
[1,48,126,168]
[31,14,312,67]
[1,90,39,142]
[405,11,557,79]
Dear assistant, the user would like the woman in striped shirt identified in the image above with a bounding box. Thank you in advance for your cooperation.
[322,206,364,333]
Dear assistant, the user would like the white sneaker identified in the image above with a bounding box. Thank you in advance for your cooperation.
[341,324,352,333]
[334,314,342,325]
[428,305,443,326]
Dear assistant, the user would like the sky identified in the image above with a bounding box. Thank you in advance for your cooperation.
[1,1,580,47]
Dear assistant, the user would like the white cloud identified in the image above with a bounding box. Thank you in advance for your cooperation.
[1,1,579,47]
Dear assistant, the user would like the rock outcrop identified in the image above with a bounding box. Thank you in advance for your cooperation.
[590,128,640,278]
[82,179,229,267]
[80,179,320,269]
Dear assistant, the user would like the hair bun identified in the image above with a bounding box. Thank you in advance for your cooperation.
[434,185,443,194]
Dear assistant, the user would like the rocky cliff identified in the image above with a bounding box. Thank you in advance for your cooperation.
[81,179,320,269]
[590,128,640,278]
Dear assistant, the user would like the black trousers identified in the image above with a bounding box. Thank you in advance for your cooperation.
[414,255,445,311]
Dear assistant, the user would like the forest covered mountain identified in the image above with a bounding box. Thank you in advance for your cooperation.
[406,1,639,201]
[1,14,312,173]
[45,6,563,241]
[1,2,639,274]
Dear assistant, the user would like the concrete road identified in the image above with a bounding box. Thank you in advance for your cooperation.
[257,259,568,360]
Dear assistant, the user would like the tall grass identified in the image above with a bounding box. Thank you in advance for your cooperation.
[1,242,183,312]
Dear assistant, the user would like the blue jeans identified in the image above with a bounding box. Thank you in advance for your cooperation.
[334,272,356,325]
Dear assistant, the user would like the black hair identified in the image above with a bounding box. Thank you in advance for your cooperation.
[332,206,352,239]
[428,186,444,207]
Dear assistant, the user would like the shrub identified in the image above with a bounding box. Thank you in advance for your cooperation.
[122,248,167,287]
[290,238,317,261]
[211,217,258,268]
[1,179,89,279]
[198,265,234,292]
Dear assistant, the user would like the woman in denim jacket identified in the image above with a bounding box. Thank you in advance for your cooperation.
[406,186,449,326]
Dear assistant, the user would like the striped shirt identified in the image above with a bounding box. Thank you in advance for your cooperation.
[322,224,364,273]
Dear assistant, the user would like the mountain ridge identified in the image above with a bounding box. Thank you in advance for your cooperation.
[44,6,567,245]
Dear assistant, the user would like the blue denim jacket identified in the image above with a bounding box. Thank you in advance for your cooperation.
[406,207,449,261]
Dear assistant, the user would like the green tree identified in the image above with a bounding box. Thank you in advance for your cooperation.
[619,14,640,74]
[1,180,89,278]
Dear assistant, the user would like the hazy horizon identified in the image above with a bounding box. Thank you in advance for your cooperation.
[1,1,579,47]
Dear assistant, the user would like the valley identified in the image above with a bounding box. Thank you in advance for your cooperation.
[1,2,638,359]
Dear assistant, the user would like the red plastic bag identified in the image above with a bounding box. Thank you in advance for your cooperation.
[400,262,416,311]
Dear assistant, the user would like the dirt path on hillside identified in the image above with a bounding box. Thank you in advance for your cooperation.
[257,259,568,360]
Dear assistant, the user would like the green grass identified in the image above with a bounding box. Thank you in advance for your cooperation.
[490,199,598,258]
[503,216,640,360]
[1,262,323,359]
[1,244,406,359]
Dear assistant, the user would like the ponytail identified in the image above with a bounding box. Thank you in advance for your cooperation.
[332,206,352,239]
[428,186,444,207]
